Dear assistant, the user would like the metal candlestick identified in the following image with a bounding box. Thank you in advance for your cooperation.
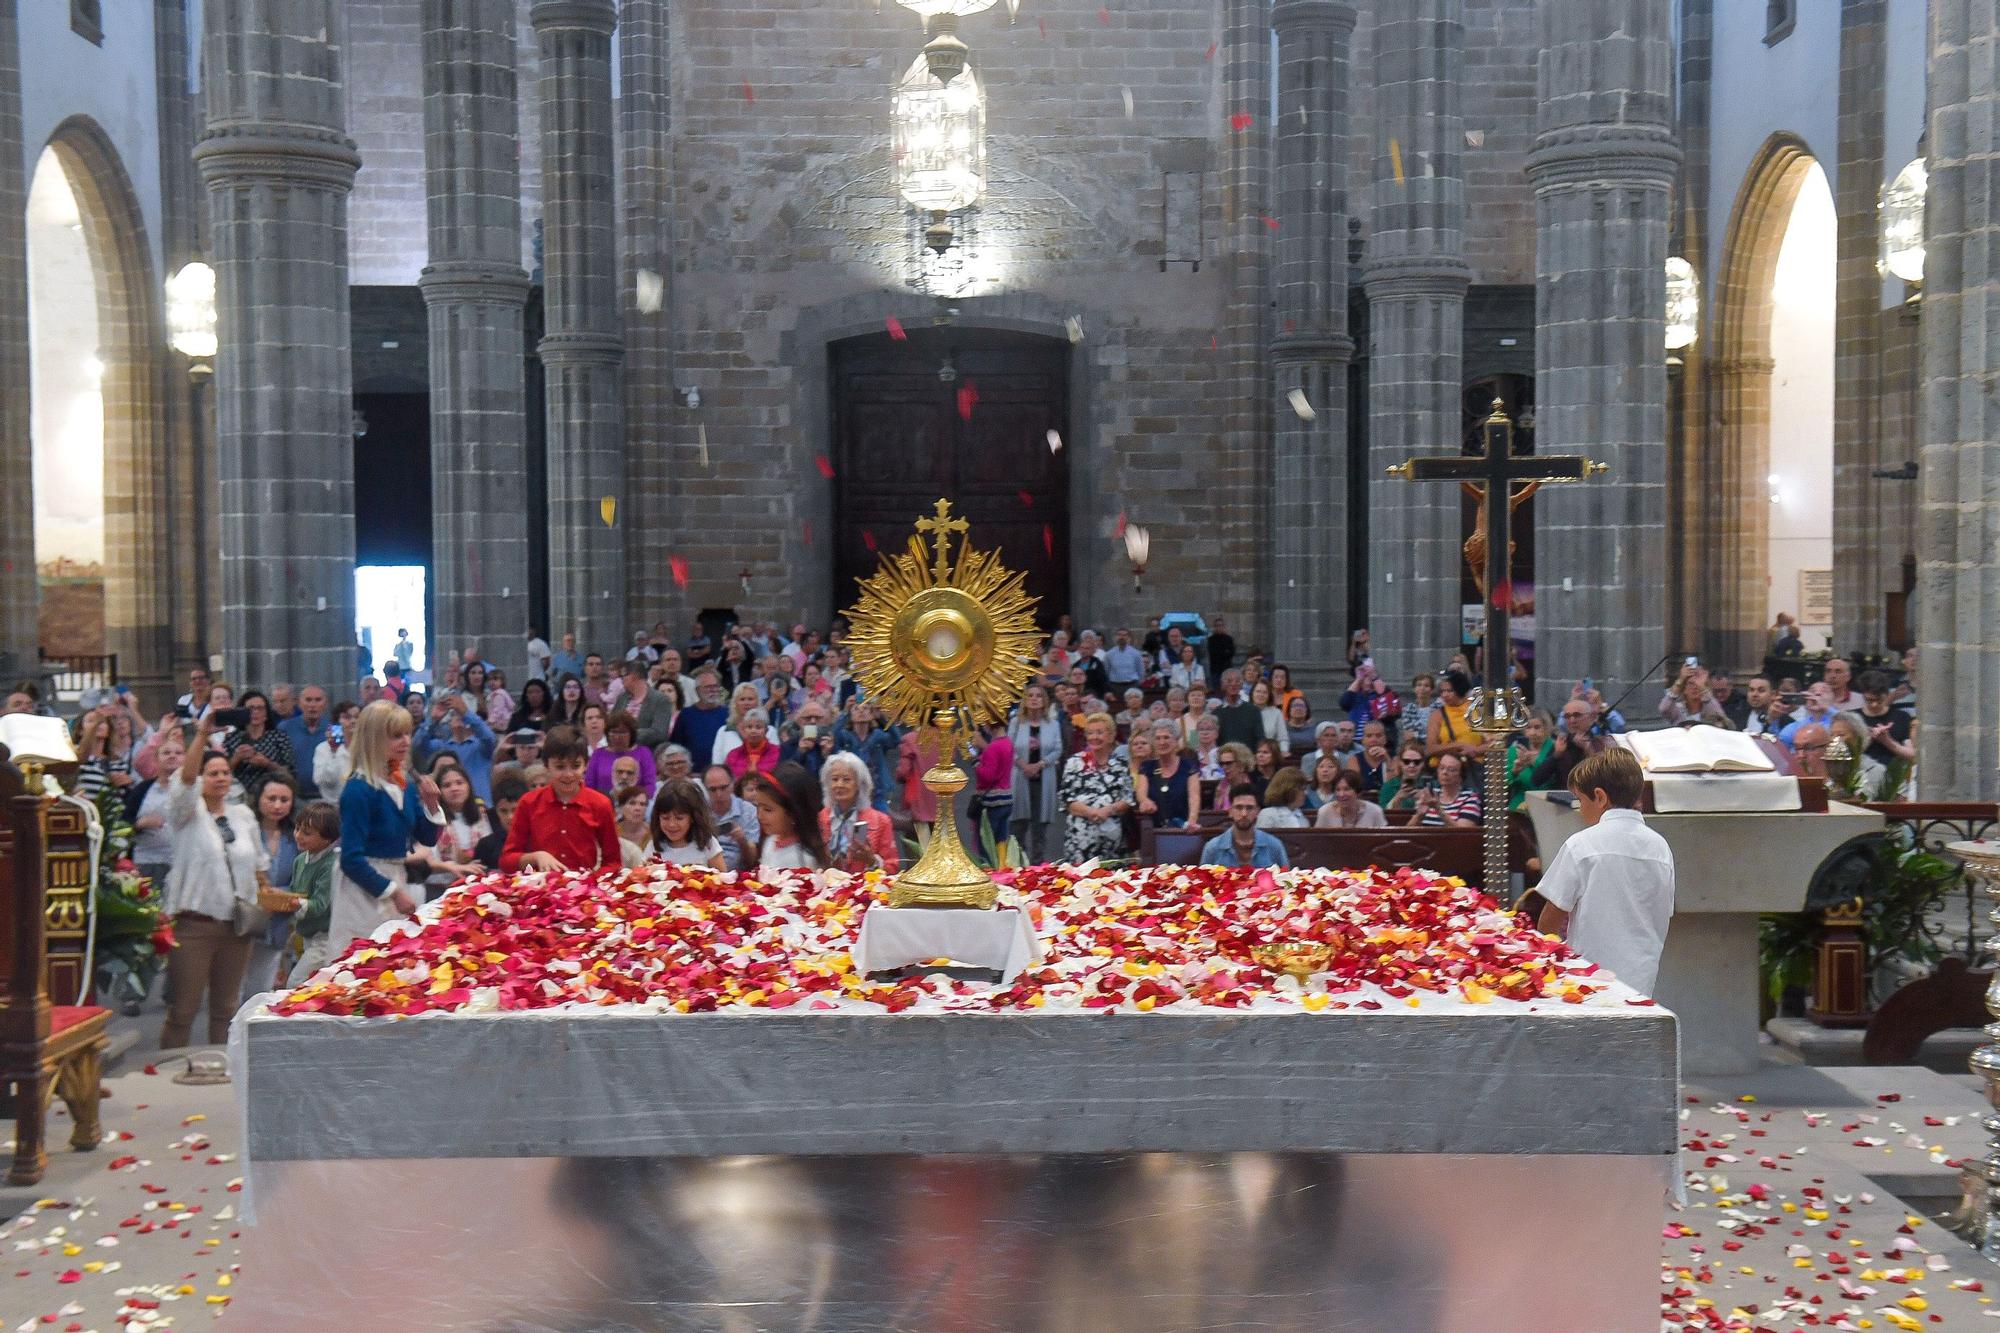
[1947,839,2000,1260]
[1467,685,1531,901]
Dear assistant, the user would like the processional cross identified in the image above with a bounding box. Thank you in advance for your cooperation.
[1388,399,1607,899]
[915,498,970,581]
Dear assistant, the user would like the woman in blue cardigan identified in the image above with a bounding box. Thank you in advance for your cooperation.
[330,700,445,956]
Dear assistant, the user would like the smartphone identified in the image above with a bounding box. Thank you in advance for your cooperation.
[212,707,252,728]
[1581,677,1594,693]
[1685,656,1700,669]
[329,723,344,745]
[801,724,819,741]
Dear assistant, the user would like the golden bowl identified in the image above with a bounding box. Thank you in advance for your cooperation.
[1249,941,1336,982]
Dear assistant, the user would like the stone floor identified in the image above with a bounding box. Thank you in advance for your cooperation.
[5,996,2000,1330]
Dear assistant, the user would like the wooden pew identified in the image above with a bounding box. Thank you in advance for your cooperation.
[0,744,110,1186]
[1139,824,1486,890]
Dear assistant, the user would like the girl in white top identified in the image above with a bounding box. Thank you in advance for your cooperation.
[748,764,826,872]
[160,715,269,1049]
[647,778,727,869]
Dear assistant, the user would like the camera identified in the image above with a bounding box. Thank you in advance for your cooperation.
[211,707,252,729]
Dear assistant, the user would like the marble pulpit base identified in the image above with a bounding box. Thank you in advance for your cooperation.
[226,1151,1669,1332]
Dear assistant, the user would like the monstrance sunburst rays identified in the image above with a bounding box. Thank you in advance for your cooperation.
[844,524,1042,753]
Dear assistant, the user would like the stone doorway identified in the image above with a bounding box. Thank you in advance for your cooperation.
[831,328,1071,624]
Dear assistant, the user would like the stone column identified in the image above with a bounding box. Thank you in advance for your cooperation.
[1222,0,1271,648]
[620,0,677,624]
[1915,1,2000,802]
[1710,356,1775,673]
[532,0,625,658]
[0,0,32,681]
[195,0,361,693]
[1361,0,1472,688]
[1269,0,1356,689]
[421,0,532,684]
[1525,0,1678,705]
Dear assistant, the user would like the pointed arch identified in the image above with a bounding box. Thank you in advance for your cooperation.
[1704,133,1822,670]
[40,115,173,688]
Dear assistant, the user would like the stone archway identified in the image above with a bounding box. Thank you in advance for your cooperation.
[28,117,172,693]
[1707,133,1824,671]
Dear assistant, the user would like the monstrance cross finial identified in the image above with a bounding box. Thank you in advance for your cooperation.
[914,497,970,582]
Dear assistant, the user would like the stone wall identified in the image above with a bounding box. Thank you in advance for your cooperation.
[633,0,1262,637]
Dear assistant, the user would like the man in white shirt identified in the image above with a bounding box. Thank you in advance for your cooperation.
[1536,749,1675,996]
[526,630,553,683]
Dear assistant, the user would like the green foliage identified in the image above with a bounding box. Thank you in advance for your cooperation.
[89,784,172,1006]
[1759,826,1960,1008]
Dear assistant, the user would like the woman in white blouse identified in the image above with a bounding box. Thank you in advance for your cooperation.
[160,714,270,1049]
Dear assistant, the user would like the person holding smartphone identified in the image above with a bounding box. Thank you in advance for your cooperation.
[702,764,762,871]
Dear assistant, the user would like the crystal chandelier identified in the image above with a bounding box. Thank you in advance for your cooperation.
[1879,158,1927,285]
[895,53,986,217]
[1663,256,1699,352]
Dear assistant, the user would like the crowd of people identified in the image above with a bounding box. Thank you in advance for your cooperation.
[0,612,1915,1047]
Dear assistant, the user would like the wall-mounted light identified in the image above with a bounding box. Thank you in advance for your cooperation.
[1664,256,1700,352]
[165,260,218,360]
[1123,523,1151,595]
[1879,158,1927,285]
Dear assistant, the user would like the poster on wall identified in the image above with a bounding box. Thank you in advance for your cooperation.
[1799,569,1834,629]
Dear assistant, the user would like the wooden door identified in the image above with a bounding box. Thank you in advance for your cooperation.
[833,329,1070,624]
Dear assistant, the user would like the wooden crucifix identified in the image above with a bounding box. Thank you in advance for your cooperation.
[1389,398,1605,899]
[1388,398,1606,695]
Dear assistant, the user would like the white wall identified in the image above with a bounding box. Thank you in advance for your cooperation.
[26,148,104,568]
[17,2,164,280]
[1704,2,1841,305]
[1767,163,1836,650]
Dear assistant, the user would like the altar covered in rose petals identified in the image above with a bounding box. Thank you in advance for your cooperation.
[228,863,1679,1332]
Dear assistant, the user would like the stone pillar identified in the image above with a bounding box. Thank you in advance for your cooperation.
[1915,1,2000,802]
[195,0,361,693]
[0,0,31,681]
[1525,0,1678,705]
[1710,356,1775,673]
[421,0,532,684]
[1361,0,1472,688]
[1269,0,1356,689]
[1832,0,1891,654]
[1223,0,1271,649]
[532,0,625,658]
[620,0,677,624]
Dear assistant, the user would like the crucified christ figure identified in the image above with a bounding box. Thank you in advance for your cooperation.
[1461,479,1543,600]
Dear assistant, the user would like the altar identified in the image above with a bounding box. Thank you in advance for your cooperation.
[227,860,1678,1332]
[1524,789,1884,1076]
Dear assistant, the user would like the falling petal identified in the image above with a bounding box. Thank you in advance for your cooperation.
[1261,214,1281,231]
[1202,39,1218,60]
[669,556,689,589]
[815,455,836,480]
[741,80,755,103]
[698,422,710,467]
[1065,315,1084,343]
[863,530,878,552]
[1098,4,1110,24]
[1121,86,1134,119]
[1390,138,1405,184]
[1018,490,1034,508]
[1043,523,1054,558]
[957,382,979,420]
[801,520,814,547]
[1230,110,1254,133]
[886,315,908,341]
[1287,388,1316,421]
[1114,510,1128,539]
[1046,429,1064,453]
[600,496,617,527]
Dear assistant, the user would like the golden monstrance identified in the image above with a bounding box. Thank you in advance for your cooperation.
[845,499,1042,908]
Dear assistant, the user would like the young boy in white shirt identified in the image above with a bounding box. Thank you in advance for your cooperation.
[1536,749,1675,996]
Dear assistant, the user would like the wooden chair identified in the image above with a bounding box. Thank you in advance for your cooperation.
[0,744,110,1186]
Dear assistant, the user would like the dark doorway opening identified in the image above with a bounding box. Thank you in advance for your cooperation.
[830,327,1070,623]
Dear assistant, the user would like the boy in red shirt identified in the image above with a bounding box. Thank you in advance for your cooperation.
[500,725,621,873]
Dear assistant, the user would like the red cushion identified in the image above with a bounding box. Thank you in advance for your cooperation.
[50,1005,109,1036]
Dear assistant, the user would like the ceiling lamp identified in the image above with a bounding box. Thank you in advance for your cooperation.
[895,54,986,216]
[896,0,998,82]
[1664,256,1700,352]
[165,260,218,359]
[1879,157,1927,285]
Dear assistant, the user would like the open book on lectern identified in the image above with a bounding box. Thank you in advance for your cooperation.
[1617,725,1777,775]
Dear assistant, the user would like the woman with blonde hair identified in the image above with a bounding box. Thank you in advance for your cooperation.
[331,700,444,956]
[1058,712,1134,863]
[709,682,764,766]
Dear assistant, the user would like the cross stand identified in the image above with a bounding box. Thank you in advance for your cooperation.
[1388,399,1607,901]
